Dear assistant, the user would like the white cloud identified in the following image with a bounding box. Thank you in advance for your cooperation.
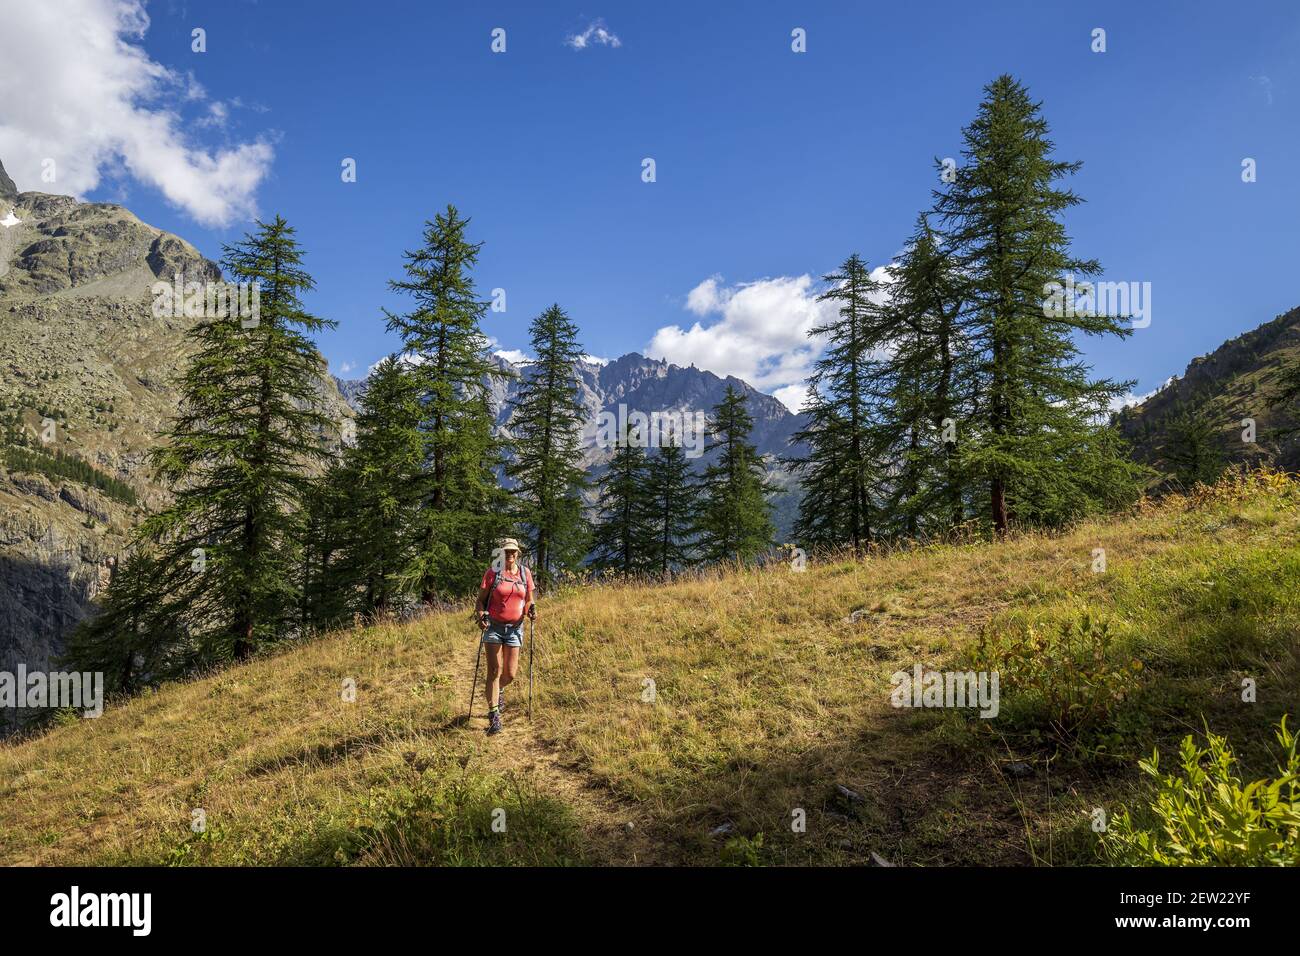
[685,275,726,315]
[0,0,273,227]
[772,384,810,414]
[367,352,423,376]
[1108,376,1175,414]
[648,269,892,413]
[194,100,229,130]
[581,354,609,366]
[494,348,532,365]
[336,360,357,376]
[565,18,622,50]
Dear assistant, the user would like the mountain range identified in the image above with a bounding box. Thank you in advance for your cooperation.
[337,349,807,479]
[3,150,1299,702]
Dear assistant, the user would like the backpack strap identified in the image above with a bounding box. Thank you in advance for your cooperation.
[481,568,494,618]
[485,564,530,599]
[483,564,530,622]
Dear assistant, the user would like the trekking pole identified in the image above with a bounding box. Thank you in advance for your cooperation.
[468,637,484,719]
[528,616,536,721]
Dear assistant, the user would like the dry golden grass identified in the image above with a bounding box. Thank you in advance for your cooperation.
[2,472,1297,866]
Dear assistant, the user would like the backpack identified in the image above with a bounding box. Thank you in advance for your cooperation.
[485,564,532,620]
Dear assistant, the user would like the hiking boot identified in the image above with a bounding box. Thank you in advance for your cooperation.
[487,709,502,736]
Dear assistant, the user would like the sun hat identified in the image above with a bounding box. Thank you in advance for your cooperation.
[500,537,522,552]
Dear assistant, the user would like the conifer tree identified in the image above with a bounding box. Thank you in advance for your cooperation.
[383,206,510,598]
[876,215,974,536]
[138,216,335,661]
[641,442,699,576]
[789,405,852,551]
[61,549,187,693]
[589,441,649,575]
[506,305,589,581]
[299,461,351,630]
[789,255,887,551]
[698,385,775,563]
[333,356,427,613]
[1161,400,1226,490]
[934,75,1142,533]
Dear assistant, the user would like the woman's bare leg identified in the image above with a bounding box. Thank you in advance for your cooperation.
[500,646,520,693]
[485,644,503,710]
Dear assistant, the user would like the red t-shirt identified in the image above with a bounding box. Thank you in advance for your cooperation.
[481,566,533,622]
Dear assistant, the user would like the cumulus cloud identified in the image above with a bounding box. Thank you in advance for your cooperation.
[565,18,621,50]
[772,384,810,413]
[493,348,532,366]
[1108,377,1175,414]
[0,0,273,227]
[648,270,892,413]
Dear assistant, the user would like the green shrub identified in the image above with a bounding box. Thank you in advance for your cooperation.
[1102,717,1300,866]
[967,611,1142,745]
[720,832,765,866]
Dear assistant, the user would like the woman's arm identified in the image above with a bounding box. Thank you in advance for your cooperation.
[476,586,491,626]
[526,572,537,619]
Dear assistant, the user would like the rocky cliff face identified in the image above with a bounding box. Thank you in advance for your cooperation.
[0,159,17,204]
[0,158,352,700]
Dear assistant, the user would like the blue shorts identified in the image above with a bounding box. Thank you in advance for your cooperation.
[481,619,524,648]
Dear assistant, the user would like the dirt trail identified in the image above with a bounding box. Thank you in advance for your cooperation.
[453,638,662,865]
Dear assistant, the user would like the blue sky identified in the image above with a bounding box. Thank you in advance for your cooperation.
[4,0,1298,409]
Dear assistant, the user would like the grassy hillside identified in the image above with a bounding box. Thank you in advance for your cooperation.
[1117,305,1300,477]
[2,471,1297,866]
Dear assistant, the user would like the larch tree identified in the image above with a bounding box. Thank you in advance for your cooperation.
[934,75,1142,533]
[790,255,888,552]
[141,216,335,662]
[641,442,699,576]
[506,305,589,582]
[589,441,650,575]
[698,385,775,563]
[383,206,511,598]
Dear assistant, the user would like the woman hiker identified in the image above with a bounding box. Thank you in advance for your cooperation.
[475,538,536,736]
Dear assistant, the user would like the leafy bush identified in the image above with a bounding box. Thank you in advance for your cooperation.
[720,832,765,866]
[1102,717,1300,866]
[967,611,1142,745]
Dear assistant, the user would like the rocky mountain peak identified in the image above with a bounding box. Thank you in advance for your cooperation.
[0,157,17,203]
[0,178,351,705]
[0,190,219,298]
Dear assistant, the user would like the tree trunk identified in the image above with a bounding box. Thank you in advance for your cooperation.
[991,477,1008,535]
